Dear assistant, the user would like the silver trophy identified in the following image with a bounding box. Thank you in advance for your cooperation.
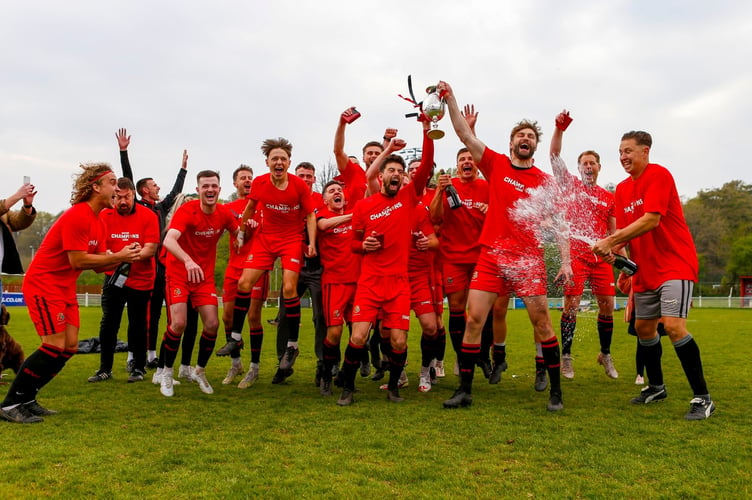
[422,85,446,140]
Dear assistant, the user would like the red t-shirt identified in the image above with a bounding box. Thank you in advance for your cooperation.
[98,204,160,290]
[437,177,488,265]
[561,173,614,261]
[23,202,104,297]
[249,173,315,241]
[479,148,551,255]
[408,203,436,276]
[165,200,237,281]
[317,207,360,285]
[333,159,367,210]
[224,197,262,275]
[615,163,698,292]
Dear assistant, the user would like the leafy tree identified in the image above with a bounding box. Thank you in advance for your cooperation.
[727,235,752,284]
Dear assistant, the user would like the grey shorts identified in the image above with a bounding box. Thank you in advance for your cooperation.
[634,280,694,319]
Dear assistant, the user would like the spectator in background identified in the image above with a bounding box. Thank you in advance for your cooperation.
[1,182,37,299]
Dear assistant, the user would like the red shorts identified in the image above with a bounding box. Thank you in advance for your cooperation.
[245,234,303,273]
[166,277,218,308]
[471,246,547,297]
[352,275,410,331]
[442,261,476,295]
[24,292,78,336]
[222,270,270,303]
[565,256,616,296]
[322,282,356,327]
[410,271,436,317]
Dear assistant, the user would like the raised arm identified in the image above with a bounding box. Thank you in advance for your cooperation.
[334,108,356,174]
[549,110,574,187]
[116,128,134,181]
[160,150,189,209]
[436,81,486,163]
[410,125,434,197]
[365,138,407,195]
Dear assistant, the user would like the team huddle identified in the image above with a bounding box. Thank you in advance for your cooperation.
[0,80,715,423]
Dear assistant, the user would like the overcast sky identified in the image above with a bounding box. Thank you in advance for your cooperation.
[2,0,750,214]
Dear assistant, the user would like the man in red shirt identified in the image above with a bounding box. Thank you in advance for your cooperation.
[550,111,619,381]
[437,80,571,412]
[316,180,359,396]
[0,164,141,423]
[216,165,269,389]
[157,170,238,397]
[593,131,714,420]
[336,126,434,406]
[226,138,317,384]
[88,177,160,384]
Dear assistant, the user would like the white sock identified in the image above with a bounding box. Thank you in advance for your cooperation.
[231,332,242,342]
[148,350,157,361]
[127,351,134,361]
[287,341,299,349]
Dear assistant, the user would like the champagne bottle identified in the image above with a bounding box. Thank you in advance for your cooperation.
[439,170,462,210]
[108,262,131,288]
[613,255,638,276]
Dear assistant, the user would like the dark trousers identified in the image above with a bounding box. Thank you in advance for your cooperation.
[276,267,326,361]
[147,270,166,352]
[98,283,152,373]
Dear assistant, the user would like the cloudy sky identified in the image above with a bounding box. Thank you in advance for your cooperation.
[2,0,750,214]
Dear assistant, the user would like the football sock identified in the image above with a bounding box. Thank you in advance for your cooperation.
[196,330,217,368]
[459,342,480,393]
[639,335,664,387]
[231,291,251,335]
[448,309,466,356]
[343,342,365,391]
[283,296,301,343]
[249,327,264,364]
[388,349,407,391]
[560,312,576,355]
[1,343,63,407]
[673,334,709,396]
[597,314,614,355]
[541,336,562,392]
[162,326,182,368]
[435,326,446,361]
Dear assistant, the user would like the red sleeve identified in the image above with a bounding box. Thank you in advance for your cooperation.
[641,165,671,216]
[412,129,434,197]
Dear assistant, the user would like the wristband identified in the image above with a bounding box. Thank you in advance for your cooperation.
[383,136,390,141]
[23,204,33,209]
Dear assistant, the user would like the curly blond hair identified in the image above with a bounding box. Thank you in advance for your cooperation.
[70,163,114,205]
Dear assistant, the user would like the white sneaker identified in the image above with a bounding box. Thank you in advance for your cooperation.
[160,369,174,397]
[634,374,645,385]
[153,367,180,386]
[222,364,244,385]
[178,364,194,381]
[597,352,619,379]
[191,367,214,394]
[434,359,445,378]
[238,365,259,389]
[379,370,409,390]
[418,368,432,393]
[561,354,574,379]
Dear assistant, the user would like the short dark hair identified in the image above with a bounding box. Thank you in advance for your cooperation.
[117,177,135,191]
[621,131,652,148]
[295,161,315,173]
[136,177,152,197]
[233,164,253,181]
[261,137,292,158]
[196,170,220,183]
[380,154,406,172]
[456,147,470,160]
[323,180,344,192]
[510,120,543,143]
[362,141,383,154]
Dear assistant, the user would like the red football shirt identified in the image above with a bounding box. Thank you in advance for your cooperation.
[98,204,160,290]
[317,207,360,285]
[23,202,104,298]
[333,159,367,210]
[436,177,488,265]
[408,203,436,276]
[615,163,698,292]
[560,173,615,261]
[165,200,237,281]
[249,173,315,241]
[479,148,551,255]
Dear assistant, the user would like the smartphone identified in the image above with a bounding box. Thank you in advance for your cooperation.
[342,107,361,124]
[23,176,30,185]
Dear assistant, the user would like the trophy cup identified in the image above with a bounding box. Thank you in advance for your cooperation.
[422,85,446,140]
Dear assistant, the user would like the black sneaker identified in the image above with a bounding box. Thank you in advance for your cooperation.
[146,358,159,370]
[271,367,294,384]
[336,389,354,406]
[443,388,473,408]
[128,370,145,383]
[477,359,493,379]
[534,369,548,392]
[88,370,113,383]
[387,388,404,403]
[685,397,716,420]
[631,385,668,404]
[360,361,371,378]
[216,339,244,357]
[23,400,58,416]
[125,359,135,373]
[279,346,300,371]
[489,361,508,385]
[0,405,44,423]
[314,362,323,387]
[547,390,564,412]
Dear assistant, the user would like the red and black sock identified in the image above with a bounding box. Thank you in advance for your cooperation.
[597,314,613,355]
[342,342,365,391]
[322,338,340,382]
[231,291,251,335]
[435,326,446,361]
[196,330,217,368]
[493,343,507,366]
[420,335,435,368]
[1,344,63,407]
[541,336,561,393]
[283,296,301,343]
[249,327,264,364]
[560,313,576,355]
[388,348,407,390]
[162,326,182,368]
[459,343,480,393]
[448,309,466,356]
